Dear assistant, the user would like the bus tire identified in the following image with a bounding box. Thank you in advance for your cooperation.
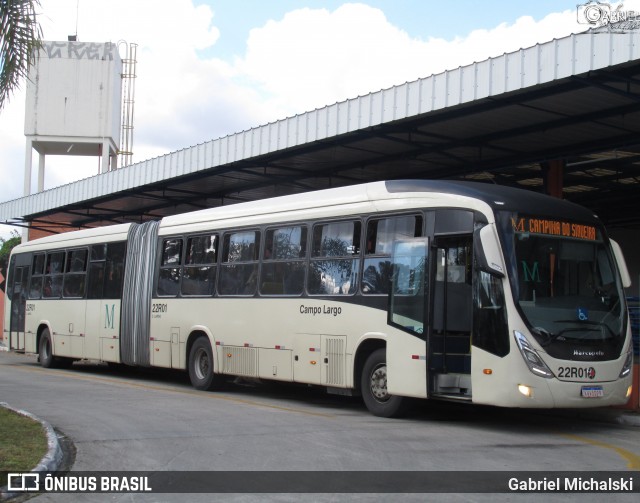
[39,329,56,369]
[188,337,218,391]
[361,348,410,418]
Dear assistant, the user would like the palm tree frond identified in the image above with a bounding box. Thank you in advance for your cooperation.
[0,0,43,111]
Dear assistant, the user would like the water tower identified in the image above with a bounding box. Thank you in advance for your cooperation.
[23,40,132,195]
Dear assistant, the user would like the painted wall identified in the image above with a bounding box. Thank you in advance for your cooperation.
[24,41,122,144]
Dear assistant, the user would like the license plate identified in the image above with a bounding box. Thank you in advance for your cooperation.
[581,386,604,398]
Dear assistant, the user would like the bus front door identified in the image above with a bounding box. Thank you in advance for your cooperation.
[430,236,473,399]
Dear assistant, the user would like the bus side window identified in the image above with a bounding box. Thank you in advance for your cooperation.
[473,268,509,357]
[158,238,183,297]
[43,251,64,298]
[182,234,218,296]
[87,244,106,299]
[308,220,361,295]
[29,253,45,299]
[219,231,260,296]
[363,215,422,295]
[87,262,105,299]
[260,226,307,296]
[104,242,126,299]
[63,249,88,298]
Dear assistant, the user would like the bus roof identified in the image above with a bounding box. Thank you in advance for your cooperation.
[13,180,602,251]
[13,222,132,253]
[160,179,600,232]
[386,180,600,222]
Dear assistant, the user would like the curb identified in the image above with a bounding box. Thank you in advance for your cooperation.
[0,402,64,500]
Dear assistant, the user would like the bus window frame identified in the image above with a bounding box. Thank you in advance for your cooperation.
[28,253,45,299]
[43,250,65,299]
[62,247,89,299]
[259,224,308,297]
[218,229,261,297]
[181,233,219,297]
[157,236,185,298]
[307,218,362,297]
[362,213,423,296]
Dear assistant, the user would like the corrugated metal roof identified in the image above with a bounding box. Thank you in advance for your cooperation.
[2,28,640,229]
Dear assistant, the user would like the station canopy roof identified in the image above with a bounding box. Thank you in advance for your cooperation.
[2,27,640,233]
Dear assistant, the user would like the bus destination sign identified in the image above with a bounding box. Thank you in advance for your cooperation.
[511,217,597,241]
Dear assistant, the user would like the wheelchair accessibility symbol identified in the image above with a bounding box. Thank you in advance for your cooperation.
[577,308,589,321]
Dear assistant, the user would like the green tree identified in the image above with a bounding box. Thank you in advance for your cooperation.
[0,230,21,292]
[0,0,42,111]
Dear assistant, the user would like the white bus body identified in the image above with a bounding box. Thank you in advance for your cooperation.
[3,181,634,416]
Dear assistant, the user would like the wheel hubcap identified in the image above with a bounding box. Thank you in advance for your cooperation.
[369,363,390,403]
[194,348,209,380]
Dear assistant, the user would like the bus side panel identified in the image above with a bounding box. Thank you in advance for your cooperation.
[25,300,85,359]
[66,300,86,358]
[85,300,121,362]
[470,346,546,407]
[24,301,40,354]
[44,300,85,359]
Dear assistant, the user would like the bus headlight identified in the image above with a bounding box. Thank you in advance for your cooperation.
[619,349,633,378]
[514,331,554,379]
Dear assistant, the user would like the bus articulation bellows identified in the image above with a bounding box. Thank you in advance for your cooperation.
[4,180,634,416]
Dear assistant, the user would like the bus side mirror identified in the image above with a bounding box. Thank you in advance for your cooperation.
[610,239,631,288]
[474,225,505,278]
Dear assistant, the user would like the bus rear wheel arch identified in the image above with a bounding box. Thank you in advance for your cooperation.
[38,327,73,369]
[361,348,410,417]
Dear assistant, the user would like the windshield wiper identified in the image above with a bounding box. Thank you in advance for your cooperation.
[531,326,558,347]
[535,320,615,345]
[533,321,612,347]
[554,319,615,339]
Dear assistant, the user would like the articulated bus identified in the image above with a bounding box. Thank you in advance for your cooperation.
[3,180,634,416]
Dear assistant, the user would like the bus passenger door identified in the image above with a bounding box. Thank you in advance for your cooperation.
[8,265,29,351]
[430,236,473,399]
[387,238,429,399]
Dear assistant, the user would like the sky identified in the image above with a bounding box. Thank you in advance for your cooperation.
[0,0,634,239]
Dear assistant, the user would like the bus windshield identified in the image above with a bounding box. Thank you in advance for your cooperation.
[496,212,626,360]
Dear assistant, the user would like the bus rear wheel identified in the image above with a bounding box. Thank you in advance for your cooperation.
[361,348,410,418]
[188,337,219,391]
[38,329,56,368]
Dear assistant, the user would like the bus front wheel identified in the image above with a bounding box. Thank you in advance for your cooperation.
[188,337,219,391]
[361,348,410,418]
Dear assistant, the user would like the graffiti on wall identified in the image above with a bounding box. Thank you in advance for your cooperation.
[42,41,116,60]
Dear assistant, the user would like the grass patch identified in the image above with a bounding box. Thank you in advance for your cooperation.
[0,407,48,487]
